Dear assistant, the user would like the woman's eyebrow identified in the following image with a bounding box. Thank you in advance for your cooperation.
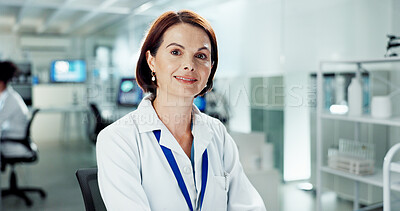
[166,43,210,52]
[198,46,210,52]
[166,43,184,49]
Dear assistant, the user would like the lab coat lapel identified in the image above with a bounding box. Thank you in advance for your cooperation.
[192,107,213,156]
[158,124,188,156]
[192,109,213,207]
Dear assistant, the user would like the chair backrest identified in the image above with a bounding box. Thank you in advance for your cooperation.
[89,103,102,124]
[1,108,40,168]
[76,168,107,211]
[25,108,40,139]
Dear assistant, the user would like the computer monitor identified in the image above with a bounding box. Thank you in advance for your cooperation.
[117,78,143,106]
[50,60,86,83]
[193,95,206,112]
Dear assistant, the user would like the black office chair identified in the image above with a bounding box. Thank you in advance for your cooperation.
[76,168,107,211]
[89,103,113,144]
[1,108,46,206]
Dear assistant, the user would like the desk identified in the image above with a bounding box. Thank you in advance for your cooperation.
[38,106,89,142]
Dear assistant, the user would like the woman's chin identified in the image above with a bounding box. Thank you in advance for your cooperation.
[165,88,201,98]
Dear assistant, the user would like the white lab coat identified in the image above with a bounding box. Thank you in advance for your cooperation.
[0,86,29,139]
[0,86,31,158]
[97,95,266,211]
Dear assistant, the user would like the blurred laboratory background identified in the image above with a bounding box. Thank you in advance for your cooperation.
[1,0,400,210]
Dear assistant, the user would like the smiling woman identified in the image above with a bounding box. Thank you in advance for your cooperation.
[146,23,212,100]
[96,10,266,211]
[136,10,218,98]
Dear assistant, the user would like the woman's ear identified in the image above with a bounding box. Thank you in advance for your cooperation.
[146,50,155,71]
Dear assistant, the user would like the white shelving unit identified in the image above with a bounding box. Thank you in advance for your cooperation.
[316,57,400,211]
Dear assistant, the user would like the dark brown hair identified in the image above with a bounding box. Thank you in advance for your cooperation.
[0,61,18,85]
[136,10,218,96]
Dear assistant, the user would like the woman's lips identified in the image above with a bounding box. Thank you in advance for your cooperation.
[174,76,198,84]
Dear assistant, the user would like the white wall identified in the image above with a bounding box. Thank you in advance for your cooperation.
[283,0,390,72]
[241,0,283,75]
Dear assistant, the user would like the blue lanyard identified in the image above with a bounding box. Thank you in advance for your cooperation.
[153,130,208,211]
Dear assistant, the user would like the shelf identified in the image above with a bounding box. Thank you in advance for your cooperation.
[321,166,400,192]
[320,57,400,64]
[320,113,400,127]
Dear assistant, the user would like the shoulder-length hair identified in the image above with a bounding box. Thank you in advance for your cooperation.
[0,61,18,84]
[136,10,218,97]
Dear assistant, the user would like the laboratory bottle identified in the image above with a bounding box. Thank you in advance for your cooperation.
[348,77,363,116]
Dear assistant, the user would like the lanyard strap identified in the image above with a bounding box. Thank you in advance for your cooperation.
[153,130,208,211]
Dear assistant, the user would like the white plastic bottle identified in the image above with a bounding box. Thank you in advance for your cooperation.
[348,77,363,116]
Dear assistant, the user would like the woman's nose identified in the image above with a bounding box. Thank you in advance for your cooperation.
[183,56,195,71]
[184,66,194,71]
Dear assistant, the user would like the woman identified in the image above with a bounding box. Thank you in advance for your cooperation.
[0,61,31,158]
[97,10,266,211]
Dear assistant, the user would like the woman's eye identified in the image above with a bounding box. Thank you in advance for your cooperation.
[196,53,207,60]
[171,50,181,55]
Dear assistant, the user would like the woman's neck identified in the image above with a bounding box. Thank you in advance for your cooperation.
[152,92,194,137]
[0,82,6,93]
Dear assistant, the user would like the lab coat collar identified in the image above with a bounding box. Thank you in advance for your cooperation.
[0,86,11,108]
[134,94,164,134]
[0,85,11,98]
[134,94,212,156]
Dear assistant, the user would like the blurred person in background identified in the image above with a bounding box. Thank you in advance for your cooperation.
[0,61,31,168]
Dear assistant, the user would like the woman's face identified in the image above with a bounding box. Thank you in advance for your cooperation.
[146,23,212,100]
